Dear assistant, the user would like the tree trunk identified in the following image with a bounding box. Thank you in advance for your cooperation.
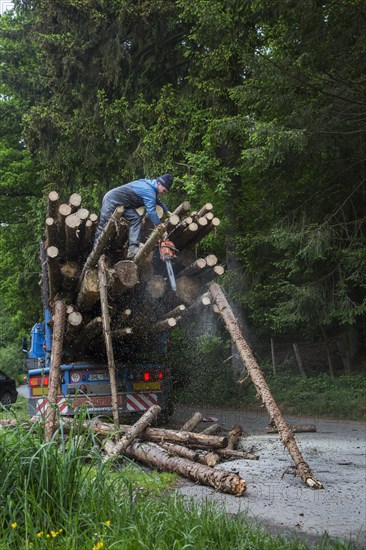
[98,255,120,427]
[181,412,203,432]
[175,276,201,304]
[125,441,246,495]
[209,282,323,489]
[134,223,167,265]
[270,337,277,376]
[47,191,60,219]
[76,268,100,311]
[104,405,161,459]
[293,343,307,378]
[47,246,61,302]
[45,300,66,442]
[78,205,124,290]
[112,260,139,294]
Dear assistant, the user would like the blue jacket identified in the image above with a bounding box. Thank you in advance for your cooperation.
[102,178,169,226]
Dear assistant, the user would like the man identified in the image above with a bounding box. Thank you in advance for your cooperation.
[94,174,173,259]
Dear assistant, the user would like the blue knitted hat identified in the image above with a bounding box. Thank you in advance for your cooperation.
[157,174,174,190]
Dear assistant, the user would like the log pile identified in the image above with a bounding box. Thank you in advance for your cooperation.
[42,190,224,361]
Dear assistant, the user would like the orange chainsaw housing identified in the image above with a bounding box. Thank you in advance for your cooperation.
[159,239,177,260]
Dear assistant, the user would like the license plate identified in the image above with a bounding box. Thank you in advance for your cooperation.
[88,373,109,381]
[132,382,161,391]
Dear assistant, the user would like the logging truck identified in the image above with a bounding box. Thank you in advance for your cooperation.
[24,311,173,421]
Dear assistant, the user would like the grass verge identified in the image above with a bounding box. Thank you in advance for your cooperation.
[0,414,357,549]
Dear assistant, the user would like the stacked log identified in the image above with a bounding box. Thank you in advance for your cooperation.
[41,191,224,361]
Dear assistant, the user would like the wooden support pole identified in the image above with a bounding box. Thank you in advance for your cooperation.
[98,255,120,427]
[209,282,323,489]
[78,206,124,291]
[44,300,66,442]
[134,223,167,266]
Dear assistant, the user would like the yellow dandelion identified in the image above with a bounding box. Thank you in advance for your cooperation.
[46,534,50,539]
[105,520,111,526]
[51,530,58,538]
[11,522,17,529]
[37,532,43,538]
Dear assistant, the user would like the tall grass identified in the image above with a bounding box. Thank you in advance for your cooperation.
[0,417,356,549]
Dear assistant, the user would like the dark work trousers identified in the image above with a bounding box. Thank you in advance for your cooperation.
[94,186,144,246]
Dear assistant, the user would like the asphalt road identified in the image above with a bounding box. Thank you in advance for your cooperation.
[168,404,366,548]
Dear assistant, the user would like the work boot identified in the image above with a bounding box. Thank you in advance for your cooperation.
[127,245,140,259]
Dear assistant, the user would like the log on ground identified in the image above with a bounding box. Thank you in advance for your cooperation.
[125,441,246,495]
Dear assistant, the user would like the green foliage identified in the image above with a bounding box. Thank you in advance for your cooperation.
[242,372,366,421]
[0,343,23,381]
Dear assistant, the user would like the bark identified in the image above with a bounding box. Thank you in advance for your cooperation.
[132,426,228,448]
[226,425,243,450]
[45,300,66,442]
[184,292,212,316]
[181,412,204,432]
[104,405,161,459]
[125,441,246,495]
[293,343,307,378]
[47,191,60,219]
[187,217,220,248]
[47,246,61,301]
[134,223,167,266]
[112,260,139,294]
[270,337,277,376]
[58,203,72,257]
[196,265,225,285]
[46,217,57,247]
[200,424,221,435]
[165,214,180,234]
[78,206,124,290]
[98,256,119,427]
[209,282,323,489]
[172,201,191,217]
[82,219,95,257]
[196,203,213,217]
[174,223,199,250]
[177,258,207,279]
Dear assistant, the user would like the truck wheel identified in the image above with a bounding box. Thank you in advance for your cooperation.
[0,392,13,408]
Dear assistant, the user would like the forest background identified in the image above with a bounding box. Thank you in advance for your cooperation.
[0,0,365,416]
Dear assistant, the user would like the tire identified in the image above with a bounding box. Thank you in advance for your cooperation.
[0,392,13,408]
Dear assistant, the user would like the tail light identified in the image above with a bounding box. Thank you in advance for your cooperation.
[30,377,49,387]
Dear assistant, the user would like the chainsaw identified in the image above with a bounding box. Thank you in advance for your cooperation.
[159,239,178,292]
